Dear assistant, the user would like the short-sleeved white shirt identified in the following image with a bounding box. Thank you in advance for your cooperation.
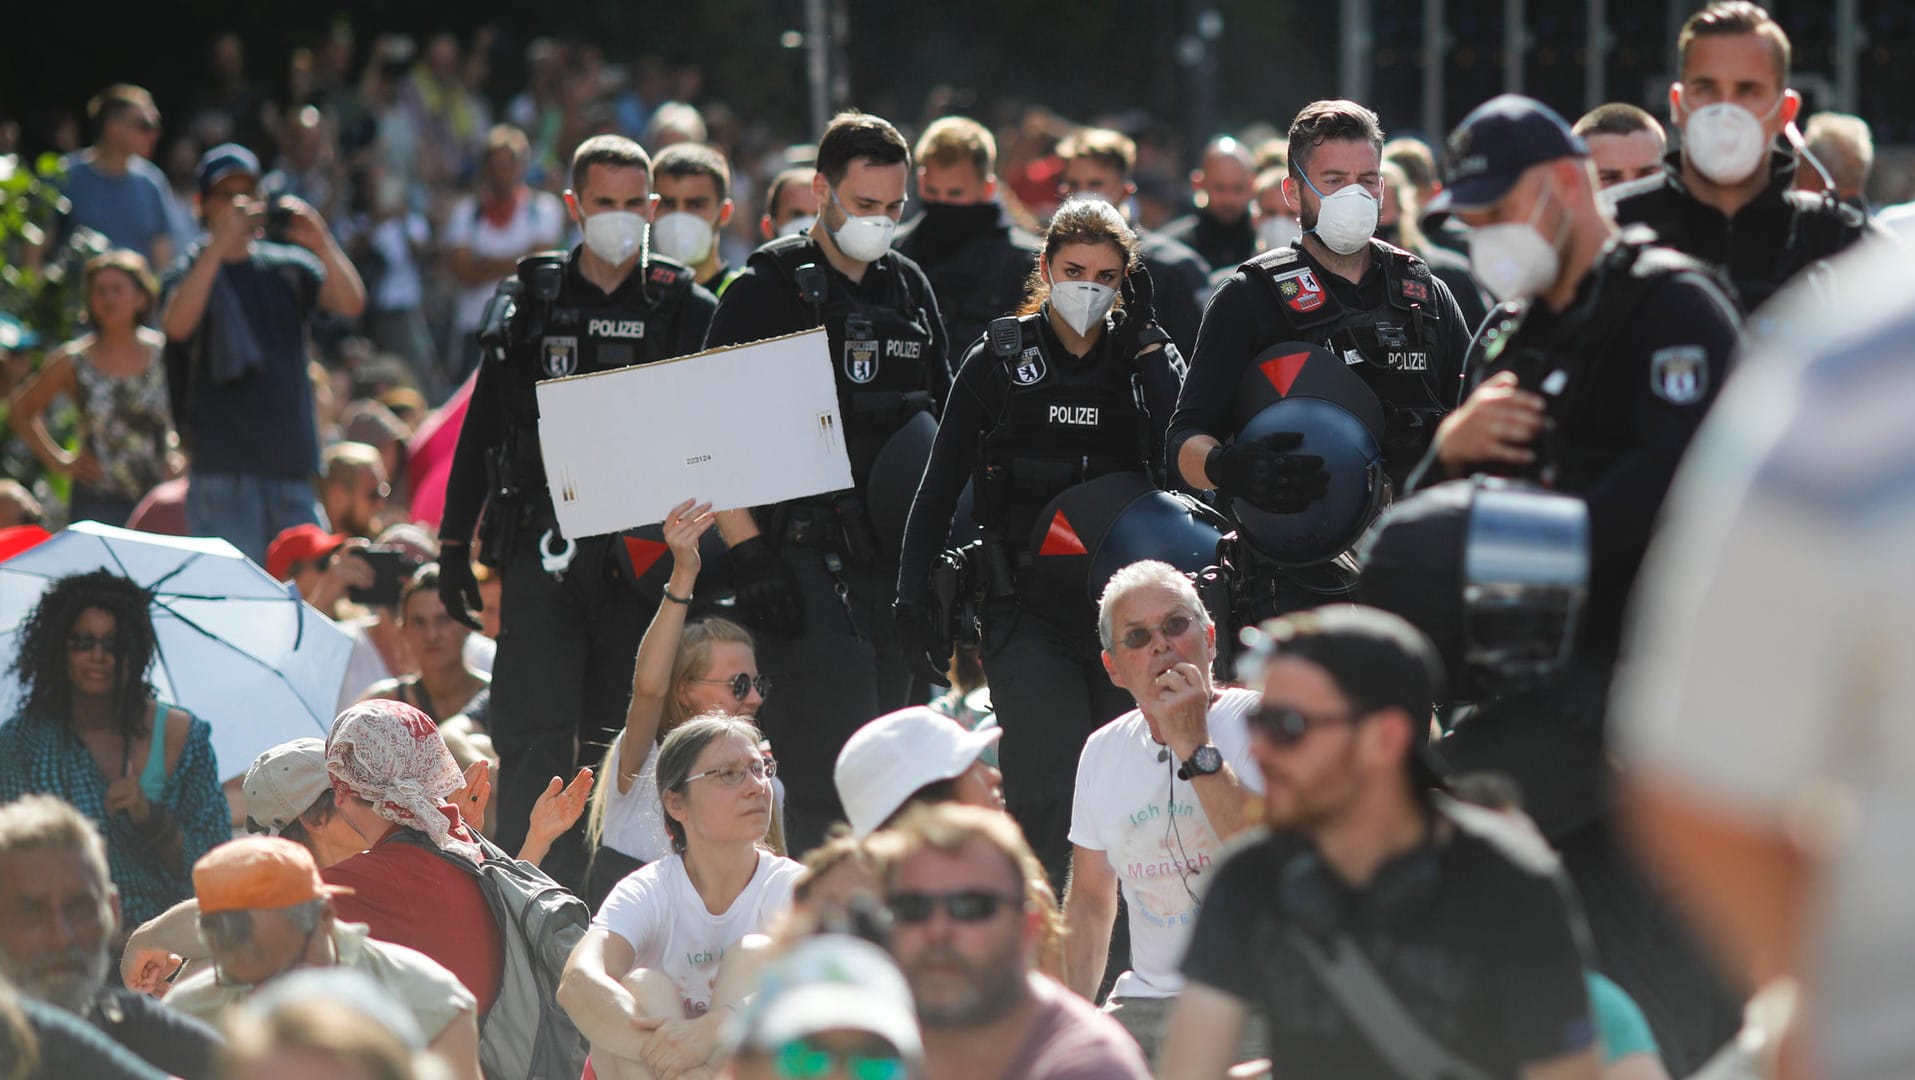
[444,190,566,331]
[590,848,802,1016]
[1068,686,1264,999]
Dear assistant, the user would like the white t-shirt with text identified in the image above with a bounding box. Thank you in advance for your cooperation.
[1068,686,1264,1000]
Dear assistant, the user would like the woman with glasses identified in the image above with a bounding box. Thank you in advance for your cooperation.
[0,570,227,926]
[583,499,786,909]
[561,714,803,1080]
[894,197,1183,884]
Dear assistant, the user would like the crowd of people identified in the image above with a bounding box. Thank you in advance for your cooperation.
[1,1,1911,1077]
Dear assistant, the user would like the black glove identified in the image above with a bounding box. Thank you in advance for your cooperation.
[437,552,484,631]
[1208,432,1330,513]
[895,598,951,688]
[1113,264,1162,357]
[729,536,805,638]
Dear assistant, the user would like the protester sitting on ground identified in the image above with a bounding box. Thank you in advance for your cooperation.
[581,499,783,909]
[122,735,590,993]
[835,706,1004,839]
[0,795,221,1079]
[865,803,1151,1080]
[7,250,179,527]
[0,570,228,926]
[218,970,432,1080]
[560,714,803,1080]
[358,566,493,768]
[720,934,924,1080]
[318,701,505,1015]
[161,837,482,1080]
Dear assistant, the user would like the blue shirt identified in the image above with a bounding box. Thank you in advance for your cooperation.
[59,153,174,258]
[163,241,325,476]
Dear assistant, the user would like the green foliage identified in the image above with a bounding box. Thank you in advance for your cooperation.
[0,152,98,507]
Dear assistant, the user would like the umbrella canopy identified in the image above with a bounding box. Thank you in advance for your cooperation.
[0,522,353,780]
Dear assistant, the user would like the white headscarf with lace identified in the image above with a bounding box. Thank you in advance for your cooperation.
[325,699,481,861]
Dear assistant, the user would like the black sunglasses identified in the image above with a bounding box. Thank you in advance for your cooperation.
[687,673,772,701]
[1116,612,1197,651]
[67,632,119,654]
[1248,704,1366,747]
[887,889,1023,924]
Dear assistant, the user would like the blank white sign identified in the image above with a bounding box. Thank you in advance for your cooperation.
[535,328,852,537]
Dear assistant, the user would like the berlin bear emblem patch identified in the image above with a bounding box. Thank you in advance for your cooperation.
[1012,346,1048,385]
[1273,267,1325,313]
[542,336,579,377]
[1650,345,1707,405]
[844,338,879,384]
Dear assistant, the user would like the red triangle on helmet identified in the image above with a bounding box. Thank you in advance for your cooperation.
[1038,511,1089,557]
[1259,350,1312,396]
[623,536,669,579]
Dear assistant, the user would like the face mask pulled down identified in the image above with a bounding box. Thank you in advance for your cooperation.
[1302,174,1378,255]
[1681,94,1783,185]
[582,210,646,266]
[1048,272,1118,336]
[1468,183,1565,302]
[829,189,897,262]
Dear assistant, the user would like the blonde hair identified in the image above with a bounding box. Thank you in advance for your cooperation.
[584,618,775,853]
[916,116,996,180]
[221,998,416,1080]
[82,249,159,326]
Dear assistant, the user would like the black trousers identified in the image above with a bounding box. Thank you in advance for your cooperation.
[490,535,650,874]
[751,546,911,858]
[982,600,1133,892]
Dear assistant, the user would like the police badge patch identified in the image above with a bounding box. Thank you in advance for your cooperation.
[1012,346,1047,385]
[1650,345,1707,404]
[844,338,880,384]
[1273,267,1325,313]
[542,336,579,377]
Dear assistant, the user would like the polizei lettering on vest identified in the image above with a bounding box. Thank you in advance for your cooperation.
[1048,405,1101,426]
[588,318,647,338]
[884,340,922,359]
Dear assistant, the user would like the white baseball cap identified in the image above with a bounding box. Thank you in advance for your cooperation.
[834,706,1000,838]
[242,737,330,836]
[727,934,922,1060]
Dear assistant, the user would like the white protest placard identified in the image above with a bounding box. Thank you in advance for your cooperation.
[535,328,852,537]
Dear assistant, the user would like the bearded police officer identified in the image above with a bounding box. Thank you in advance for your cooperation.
[703,111,950,852]
[438,134,716,866]
[1405,95,1742,1071]
[1169,101,1470,630]
[1612,1,1869,315]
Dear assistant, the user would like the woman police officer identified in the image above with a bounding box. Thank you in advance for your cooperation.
[893,197,1183,882]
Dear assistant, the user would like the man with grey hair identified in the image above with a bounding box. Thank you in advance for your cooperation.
[1795,112,1874,208]
[0,794,221,1077]
[1062,560,1264,1059]
[164,836,483,1079]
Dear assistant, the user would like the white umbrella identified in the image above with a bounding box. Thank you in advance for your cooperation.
[0,522,353,780]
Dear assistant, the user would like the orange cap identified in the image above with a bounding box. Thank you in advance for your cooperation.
[193,837,354,915]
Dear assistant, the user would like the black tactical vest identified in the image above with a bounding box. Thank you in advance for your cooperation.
[497,251,699,489]
[1469,230,1717,491]
[751,235,939,479]
[1243,241,1454,471]
[976,313,1149,547]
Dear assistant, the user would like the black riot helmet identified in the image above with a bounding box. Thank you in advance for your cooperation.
[1356,476,1589,701]
[1022,471,1227,607]
[1228,343,1388,566]
[865,411,979,558]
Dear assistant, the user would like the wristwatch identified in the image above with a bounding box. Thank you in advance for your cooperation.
[1179,744,1224,780]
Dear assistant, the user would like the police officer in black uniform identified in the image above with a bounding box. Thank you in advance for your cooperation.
[701,111,949,853]
[1404,95,1742,1072]
[1169,101,1470,620]
[894,197,1183,883]
[1612,1,1869,315]
[893,115,1040,355]
[437,135,717,866]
